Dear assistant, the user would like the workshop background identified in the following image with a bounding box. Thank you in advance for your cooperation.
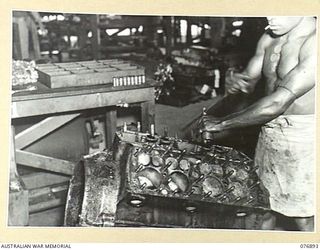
[10,12,290,229]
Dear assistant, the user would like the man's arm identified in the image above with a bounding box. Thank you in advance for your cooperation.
[278,33,316,98]
[226,33,270,94]
[204,33,316,132]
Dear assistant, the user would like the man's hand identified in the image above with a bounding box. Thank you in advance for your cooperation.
[225,70,253,95]
[190,115,219,143]
[198,115,223,133]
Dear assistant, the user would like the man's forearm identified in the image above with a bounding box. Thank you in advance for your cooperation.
[217,88,296,130]
[219,103,276,130]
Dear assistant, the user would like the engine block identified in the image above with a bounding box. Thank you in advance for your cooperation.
[65,128,270,228]
[116,130,270,210]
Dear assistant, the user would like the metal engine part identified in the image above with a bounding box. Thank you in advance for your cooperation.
[64,129,270,228]
[120,130,270,210]
[64,150,120,227]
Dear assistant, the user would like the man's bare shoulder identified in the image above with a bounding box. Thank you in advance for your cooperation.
[299,31,316,60]
[257,32,274,49]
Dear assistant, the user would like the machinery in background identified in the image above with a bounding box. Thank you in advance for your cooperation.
[154,62,175,101]
[155,46,229,107]
[65,123,270,229]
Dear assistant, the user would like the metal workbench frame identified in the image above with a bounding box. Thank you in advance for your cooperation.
[9,81,156,226]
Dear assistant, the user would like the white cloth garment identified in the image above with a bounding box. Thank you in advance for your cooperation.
[254,114,315,217]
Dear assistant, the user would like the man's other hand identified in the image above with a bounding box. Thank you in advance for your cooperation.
[225,70,253,94]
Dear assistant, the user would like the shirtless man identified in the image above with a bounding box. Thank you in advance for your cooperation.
[198,17,316,231]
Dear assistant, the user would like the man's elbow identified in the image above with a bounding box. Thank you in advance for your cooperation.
[261,100,289,118]
[261,89,296,118]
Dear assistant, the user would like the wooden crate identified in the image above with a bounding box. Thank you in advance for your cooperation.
[37,59,145,88]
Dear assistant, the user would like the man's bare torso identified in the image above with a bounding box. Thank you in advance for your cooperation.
[262,33,315,115]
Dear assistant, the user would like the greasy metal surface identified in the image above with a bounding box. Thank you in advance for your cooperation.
[78,150,121,227]
[115,194,265,229]
[64,161,85,226]
[64,130,269,228]
[116,130,270,211]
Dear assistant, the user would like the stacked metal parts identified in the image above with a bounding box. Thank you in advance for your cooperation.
[12,60,38,87]
[113,75,145,87]
[126,131,270,210]
[36,59,145,88]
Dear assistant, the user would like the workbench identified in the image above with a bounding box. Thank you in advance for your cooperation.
[9,80,157,226]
